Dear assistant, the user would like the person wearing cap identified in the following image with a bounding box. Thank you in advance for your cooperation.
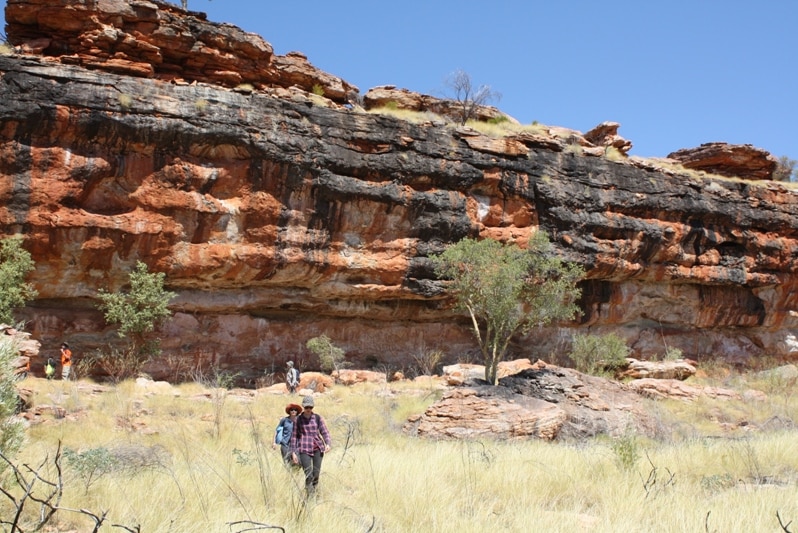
[273,403,301,465]
[285,361,299,394]
[290,395,331,496]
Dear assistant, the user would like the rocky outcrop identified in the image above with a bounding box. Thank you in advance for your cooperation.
[405,387,568,440]
[584,121,632,155]
[4,0,357,101]
[333,369,387,386]
[405,365,663,440]
[405,362,774,439]
[363,85,512,124]
[1,1,798,385]
[617,358,697,380]
[2,325,41,375]
[627,379,743,402]
[442,359,537,386]
[667,142,780,181]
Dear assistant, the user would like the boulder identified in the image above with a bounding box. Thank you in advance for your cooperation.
[667,142,779,181]
[442,358,537,386]
[1,325,41,376]
[297,372,334,393]
[405,387,566,440]
[135,377,178,396]
[333,369,387,385]
[618,358,697,380]
[584,121,632,154]
[409,364,663,440]
[627,378,741,402]
[752,364,798,382]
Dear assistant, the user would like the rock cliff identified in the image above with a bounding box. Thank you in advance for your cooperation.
[2,0,798,384]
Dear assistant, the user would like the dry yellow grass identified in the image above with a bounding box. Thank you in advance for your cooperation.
[365,106,441,124]
[4,370,798,532]
[366,105,551,140]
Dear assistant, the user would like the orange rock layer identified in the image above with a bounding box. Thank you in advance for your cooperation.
[1,1,797,384]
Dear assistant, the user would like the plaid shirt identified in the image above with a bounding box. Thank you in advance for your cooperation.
[290,412,331,455]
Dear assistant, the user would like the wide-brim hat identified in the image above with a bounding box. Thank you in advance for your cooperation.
[285,403,302,414]
[301,395,315,408]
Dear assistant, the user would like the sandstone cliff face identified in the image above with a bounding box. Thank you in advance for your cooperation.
[4,0,357,100]
[2,1,798,384]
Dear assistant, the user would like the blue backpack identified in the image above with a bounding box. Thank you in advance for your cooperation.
[274,417,292,445]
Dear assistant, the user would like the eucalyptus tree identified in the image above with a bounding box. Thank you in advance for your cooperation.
[431,231,583,385]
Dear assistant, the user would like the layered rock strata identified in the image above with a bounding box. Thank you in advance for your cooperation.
[4,0,357,100]
[1,1,798,384]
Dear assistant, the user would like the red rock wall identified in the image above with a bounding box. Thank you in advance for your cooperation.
[5,0,357,100]
[2,1,798,384]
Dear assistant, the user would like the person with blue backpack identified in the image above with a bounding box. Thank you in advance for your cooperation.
[273,403,301,465]
[285,361,300,394]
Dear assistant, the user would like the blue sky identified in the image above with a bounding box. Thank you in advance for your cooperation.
[5,1,798,159]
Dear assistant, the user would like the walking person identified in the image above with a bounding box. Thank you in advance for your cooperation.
[60,343,73,381]
[273,403,301,465]
[285,361,299,394]
[290,395,331,497]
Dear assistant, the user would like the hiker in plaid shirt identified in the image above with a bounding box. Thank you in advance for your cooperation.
[290,395,332,496]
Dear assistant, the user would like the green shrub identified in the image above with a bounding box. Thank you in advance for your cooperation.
[431,232,583,385]
[0,337,24,457]
[311,83,324,96]
[63,446,119,493]
[63,444,170,493]
[663,346,683,361]
[96,261,175,381]
[0,235,37,324]
[700,473,736,493]
[569,332,630,376]
[486,114,510,125]
[610,432,640,472]
[307,335,347,373]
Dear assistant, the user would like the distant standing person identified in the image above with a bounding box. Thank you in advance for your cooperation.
[60,343,72,381]
[273,403,301,465]
[290,395,331,496]
[286,361,299,394]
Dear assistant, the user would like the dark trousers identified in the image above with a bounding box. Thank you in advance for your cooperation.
[298,450,324,494]
[280,444,293,465]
